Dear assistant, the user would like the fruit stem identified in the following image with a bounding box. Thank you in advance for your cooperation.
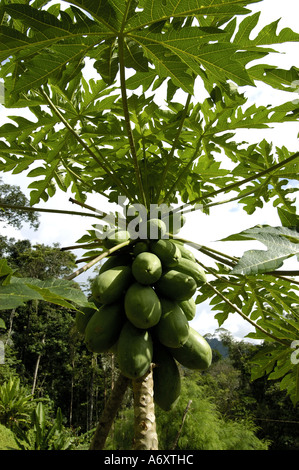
[40,89,134,202]
[118,32,148,209]
[172,235,239,264]
[65,240,132,280]
[173,151,299,215]
[205,279,290,346]
[156,93,192,204]
[0,202,99,219]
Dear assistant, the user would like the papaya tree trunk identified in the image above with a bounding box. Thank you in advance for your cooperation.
[132,365,158,450]
[89,372,130,450]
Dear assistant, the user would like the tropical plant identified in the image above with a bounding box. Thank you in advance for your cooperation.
[0,0,298,450]
[0,376,36,431]
[104,374,270,450]
[15,402,73,450]
[0,423,19,450]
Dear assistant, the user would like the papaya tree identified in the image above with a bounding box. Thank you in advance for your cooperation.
[0,0,299,451]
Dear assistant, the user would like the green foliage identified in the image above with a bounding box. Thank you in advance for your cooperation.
[222,225,299,275]
[0,237,77,280]
[15,402,74,450]
[0,423,19,450]
[105,373,269,450]
[0,275,94,312]
[0,377,36,431]
[0,236,92,312]
[0,0,298,207]
[0,178,39,230]
[205,331,299,450]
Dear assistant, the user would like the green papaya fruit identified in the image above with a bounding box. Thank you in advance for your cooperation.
[117,321,153,379]
[155,270,197,301]
[103,229,131,249]
[172,258,207,286]
[75,306,96,335]
[132,252,162,285]
[154,298,189,348]
[99,253,132,274]
[171,240,196,262]
[150,239,181,268]
[179,297,196,321]
[146,218,167,239]
[133,240,149,257]
[162,211,186,235]
[124,282,162,329]
[91,265,132,305]
[84,303,125,353]
[168,327,212,370]
[153,344,181,411]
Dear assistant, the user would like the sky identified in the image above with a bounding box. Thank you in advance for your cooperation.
[0,0,299,342]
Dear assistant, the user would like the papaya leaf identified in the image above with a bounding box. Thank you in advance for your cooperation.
[0,277,43,310]
[127,0,261,30]
[277,207,299,230]
[221,225,299,275]
[250,342,299,405]
[0,258,15,286]
[0,4,112,95]
[233,12,299,47]
[248,64,299,93]
[0,276,92,311]
[131,26,253,89]
[66,0,129,30]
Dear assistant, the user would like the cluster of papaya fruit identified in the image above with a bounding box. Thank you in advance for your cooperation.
[75,215,212,411]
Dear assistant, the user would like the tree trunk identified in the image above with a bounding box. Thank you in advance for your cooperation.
[4,308,15,345]
[88,354,97,429]
[171,399,192,450]
[31,334,45,396]
[69,356,75,426]
[132,365,158,451]
[89,372,130,450]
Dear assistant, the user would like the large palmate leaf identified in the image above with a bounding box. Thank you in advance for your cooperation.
[0,273,94,311]
[126,0,262,29]
[1,0,299,209]
[0,0,281,102]
[249,309,299,406]
[222,225,299,275]
[250,342,299,406]
[197,271,299,324]
[233,12,299,48]
[0,3,113,98]
[130,27,253,90]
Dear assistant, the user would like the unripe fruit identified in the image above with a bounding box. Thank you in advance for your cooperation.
[132,252,162,285]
